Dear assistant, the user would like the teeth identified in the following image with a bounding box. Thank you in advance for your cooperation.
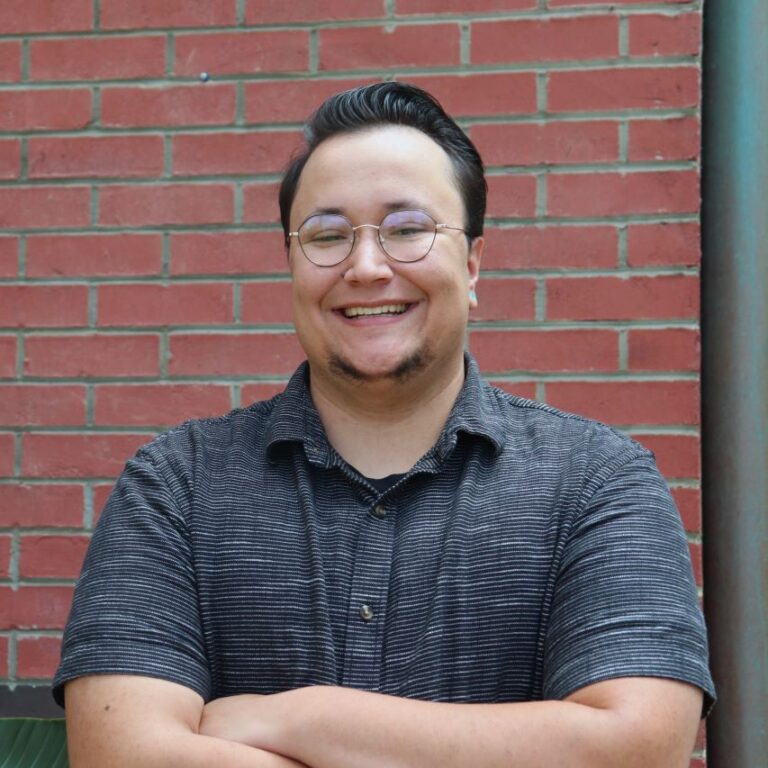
[343,304,408,318]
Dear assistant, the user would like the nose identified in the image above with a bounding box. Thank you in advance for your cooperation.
[342,225,393,284]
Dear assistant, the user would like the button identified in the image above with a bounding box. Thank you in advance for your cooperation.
[359,604,375,622]
[372,504,386,519]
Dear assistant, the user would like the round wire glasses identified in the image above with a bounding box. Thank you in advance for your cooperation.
[288,209,466,267]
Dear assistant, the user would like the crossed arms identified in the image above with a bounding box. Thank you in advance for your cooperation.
[65,673,702,768]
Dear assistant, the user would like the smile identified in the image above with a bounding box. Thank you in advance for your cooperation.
[342,304,409,318]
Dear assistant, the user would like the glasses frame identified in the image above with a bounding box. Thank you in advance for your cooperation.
[288,209,467,268]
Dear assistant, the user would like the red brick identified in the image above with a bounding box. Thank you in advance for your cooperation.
[94,384,232,427]
[240,282,294,324]
[0,41,22,82]
[689,541,702,585]
[242,184,282,225]
[631,434,700,480]
[400,0,534,11]
[472,16,618,64]
[629,328,699,371]
[472,121,619,167]
[246,0,384,23]
[630,12,701,57]
[0,433,14,477]
[22,433,150,479]
[627,222,700,267]
[629,117,700,162]
[547,275,699,321]
[0,484,84,528]
[0,0,92,33]
[20,535,90,580]
[0,636,7,677]
[544,381,699,426]
[550,0,693,6]
[469,278,536,322]
[482,226,618,270]
[16,636,63,679]
[26,234,163,278]
[0,89,92,131]
[0,187,91,229]
[0,385,87,427]
[170,231,287,275]
[102,84,237,128]
[101,0,236,29]
[0,535,10,578]
[24,335,160,378]
[241,382,289,405]
[30,36,165,81]
[28,136,164,180]
[173,132,303,176]
[486,380,538,400]
[547,170,699,217]
[92,484,115,527]
[404,73,537,117]
[486,175,537,218]
[0,286,88,328]
[0,237,18,278]
[320,25,460,70]
[175,31,309,77]
[98,283,233,327]
[0,336,16,378]
[169,333,305,376]
[244,78,378,124]
[671,487,701,534]
[549,67,699,112]
[470,329,618,373]
[99,184,234,227]
[0,139,20,179]
[0,586,74,630]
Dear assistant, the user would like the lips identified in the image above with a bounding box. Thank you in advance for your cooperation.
[341,303,409,319]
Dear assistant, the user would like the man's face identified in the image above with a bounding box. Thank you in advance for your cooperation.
[288,125,482,387]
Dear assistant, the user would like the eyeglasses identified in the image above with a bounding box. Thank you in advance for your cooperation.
[288,209,466,267]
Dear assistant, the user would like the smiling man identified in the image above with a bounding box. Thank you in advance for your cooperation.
[56,83,714,768]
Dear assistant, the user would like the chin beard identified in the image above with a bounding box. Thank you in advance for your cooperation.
[328,349,431,384]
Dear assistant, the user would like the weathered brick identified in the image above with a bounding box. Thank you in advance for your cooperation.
[0,0,92,34]
[0,433,14,477]
[472,16,619,64]
[0,636,8,677]
[0,187,91,229]
[0,286,88,328]
[0,89,92,131]
[170,231,287,275]
[0,139,20,180]
[630,12,702,57]
[242,184,282,225]
[102,84,237,128]
[320,25,460,70]
[0,484,84,528]
[627,222,700,267]
[94,384,232,427]
[486,175,538,218]
[631,434,700,480]
[0,535,10,578]
[16,636,64,679]
[24,335,160,378]
[0,385,87,427]
[671,487,701,533]
[30,36,166,81]
[547,170,699,217]
[629,328,699,371]
[0,586,74,630]
[20,535,90,579]
[468,278,536,322]
[175,31,309,76]
[91,484,115,527]
[0,336,16,378]
[0,41,22,82]
[100,0,237,29]
[26,234,163,278]
[240,281,294,324]
[399,0,535,11]
[0,237,18,278]
[629,116,700,162]
[246,0,384,23]
[470,329,618,372]
[546,275,699,321]
[97,283,233,327]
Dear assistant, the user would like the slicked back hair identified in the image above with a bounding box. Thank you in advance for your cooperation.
[279,82,487,247]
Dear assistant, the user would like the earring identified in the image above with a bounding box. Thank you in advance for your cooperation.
[469,289,478,306]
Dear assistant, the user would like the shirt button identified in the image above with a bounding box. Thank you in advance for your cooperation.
[372,504,387,519]
[359,604,375,622]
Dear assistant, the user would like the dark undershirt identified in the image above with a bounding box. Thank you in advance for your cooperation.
[363,473,407,494]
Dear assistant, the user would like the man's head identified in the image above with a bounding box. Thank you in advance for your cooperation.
[279,82,487,246]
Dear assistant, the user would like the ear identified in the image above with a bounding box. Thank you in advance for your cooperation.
[467,236,484,309]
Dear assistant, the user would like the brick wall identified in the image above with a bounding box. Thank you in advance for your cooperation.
[0,0,704,759]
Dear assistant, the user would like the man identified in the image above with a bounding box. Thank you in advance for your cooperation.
[56,83,714,767]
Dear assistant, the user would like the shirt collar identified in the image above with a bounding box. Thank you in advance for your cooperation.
[265,353,505,464]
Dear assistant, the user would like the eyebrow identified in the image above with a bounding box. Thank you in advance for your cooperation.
[309,200,429,218]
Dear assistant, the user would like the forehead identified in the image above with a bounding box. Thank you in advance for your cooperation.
[290,126,462,221]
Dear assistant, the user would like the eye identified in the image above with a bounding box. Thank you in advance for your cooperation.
[299,216,352,247]
[381,211,435,239]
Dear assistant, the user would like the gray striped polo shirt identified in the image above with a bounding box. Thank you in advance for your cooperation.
[54,355,715,711]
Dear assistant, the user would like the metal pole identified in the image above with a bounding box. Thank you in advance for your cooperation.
[701,0,768,765]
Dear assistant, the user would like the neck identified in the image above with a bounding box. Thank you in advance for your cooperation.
[309,355,466,478]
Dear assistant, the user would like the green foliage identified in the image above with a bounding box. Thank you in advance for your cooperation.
[0,720,68,768]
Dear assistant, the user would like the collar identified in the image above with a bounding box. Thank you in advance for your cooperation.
[265,353,505,466]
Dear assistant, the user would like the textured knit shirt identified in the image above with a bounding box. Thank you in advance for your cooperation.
[54,356,715,710]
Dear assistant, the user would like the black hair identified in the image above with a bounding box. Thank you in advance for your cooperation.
[278,81,487,247]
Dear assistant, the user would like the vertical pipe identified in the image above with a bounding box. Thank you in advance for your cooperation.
[702,0,768,765]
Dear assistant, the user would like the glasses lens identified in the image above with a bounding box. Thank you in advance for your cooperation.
[379,210,436,262]
[298,215,353,266]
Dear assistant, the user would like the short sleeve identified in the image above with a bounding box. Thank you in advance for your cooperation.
[542,452,715,713]
[53,448,210,707]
